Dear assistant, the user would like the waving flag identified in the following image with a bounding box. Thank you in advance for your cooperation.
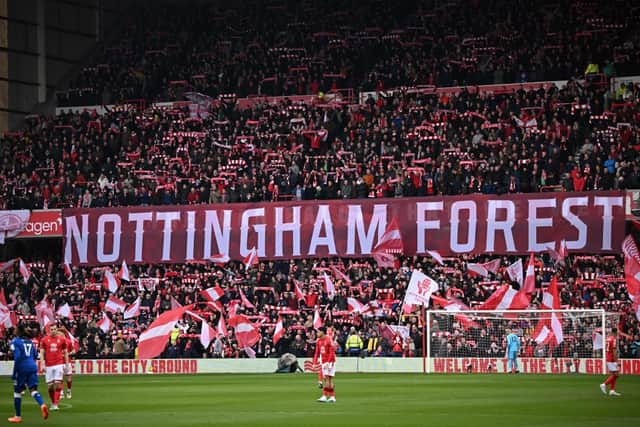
[201,286,224,302]
[522,254,536,294]
[477,285,529,310]
[0,258,17,273]
[313,308,323,329]
[227,314,260,348]
[97,313,113,333]
[118,260,130,282]
[56,303,73,319]
[63,262,72,280]
[372,251,400,269]
[547,240,568,265]
[35,298,55,327]
[103,270,120,293]
[467,258,501,278]
[293,279,305,301]
[539,276,564,345]
[347,297,365,313]
[18,259,31,284]
[322,272,335,299]
[330,265,351,284]
[138,305,192,359]
[431,295,478,329]
[200,321,217,349]
[243,247,259,270]
[239,289,256,310]
[373,217,404,253]
[506,259,523,286]
[403,270,439,307]
[427,250,444,265]
[104,295,127,313]
[123,297,141,319]
[273,317,285,345]
[622,235,640,299]
[217,316,228,337]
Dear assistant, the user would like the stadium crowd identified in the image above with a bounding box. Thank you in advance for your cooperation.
[0,251,638,361]
[55,0,640,106]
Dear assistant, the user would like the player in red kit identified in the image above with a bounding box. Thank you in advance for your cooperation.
[58,327,74,399]
[40,325,69,410]
[600,327,622,396]
[313,326,334,388]
[315,327,337,403]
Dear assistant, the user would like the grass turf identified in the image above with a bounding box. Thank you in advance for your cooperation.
[2,373,639,427]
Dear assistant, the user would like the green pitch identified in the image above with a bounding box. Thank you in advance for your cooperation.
[2,374,639,427]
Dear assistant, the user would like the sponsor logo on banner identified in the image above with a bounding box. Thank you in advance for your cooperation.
[62,192,626,265]
[17,210,62,238]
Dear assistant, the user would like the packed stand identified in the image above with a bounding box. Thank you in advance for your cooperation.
[55,0,640,107]
[0,251,638,361]
[4,77,640,210]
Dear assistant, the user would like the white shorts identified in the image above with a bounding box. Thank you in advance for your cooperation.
[607,362,619,372]
[45,365,64,384]
[322,362,336,377]
[63,363,73,376]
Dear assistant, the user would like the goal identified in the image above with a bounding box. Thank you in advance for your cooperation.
[425,309,612,375]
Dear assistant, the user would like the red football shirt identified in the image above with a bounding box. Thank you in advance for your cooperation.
[316,336,336,363]
[41,335,67,367]
[605,336,617,363]
[64,336,74,361]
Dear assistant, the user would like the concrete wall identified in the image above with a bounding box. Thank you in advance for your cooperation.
[2,0,127,131]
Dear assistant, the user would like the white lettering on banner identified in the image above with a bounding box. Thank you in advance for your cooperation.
[128,212,152,262]
[203,210,231,259]
[274,207,301,257]
[186,211,196,260]
[527,198,556,252]
[1,358,639,376]
[64,214,89,263]
[486,200,516,252]
[240,208,266,257]
[416,201,443,253]
[308,205,337,255]
[594,196,624,250]
[156,212,180,261]
[96,214,121,263]
[450,201,477,253]
[346,204,387,255]
[562,197,588,250]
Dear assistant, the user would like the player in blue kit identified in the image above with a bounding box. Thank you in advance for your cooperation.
[505,328,521,374]
[8,323,49,423]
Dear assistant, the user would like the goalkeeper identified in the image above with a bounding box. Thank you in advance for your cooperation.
[505,328,520,374]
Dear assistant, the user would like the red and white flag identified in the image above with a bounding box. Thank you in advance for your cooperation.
[322,272,335,299]
[347,297,365,313]
[330,265,351,284]
[104,295,127,313]
[372,251,400,269]
[138,305,192,359]
[622,236,640,299]
[18,259,30,284]
[430,295,470,312]
[35,298,55,327]
[118,260,130,282]
[227,314,260,348]
[427,250,444,265]
[539,276,564,345]
[273,317,285,345]
[201,286,224,302]
[477,285,529,310]
[209,254,230,265]
[547,240,568,265]
[403,270,439,307]
[313,308,323,329]
[63,262,72,280]
[97,313,113,333]
[373,217,404,253]
[633,298,640,322]
[103,270,120,294]
[244,346,257,359]
[200,321,217,349]
[505,259,523,287]
[239,289,256,310]
[243,247,259,270]
[228,300,241,316]
[522,254,536,294]
[467,258,501,278]
[217,316,228,337]
[293,280,305,301]
[56,303,73,319]
[362,300,385,318]
[170,296,182,310]
[123,297,141,319]
[0,258,17,273]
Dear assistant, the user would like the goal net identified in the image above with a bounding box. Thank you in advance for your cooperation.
[425,309,612,375]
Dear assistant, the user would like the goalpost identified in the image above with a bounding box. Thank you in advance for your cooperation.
[424,309,615,375]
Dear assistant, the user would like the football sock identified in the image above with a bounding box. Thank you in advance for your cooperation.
[604,375,615,386]
[31,390,45,406]
[610,376,617,391]
[66,380,72,390]
[48,389,55,402]
[13,393,22,417]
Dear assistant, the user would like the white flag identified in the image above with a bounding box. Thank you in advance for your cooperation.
[506,259,523,286]
[403,270,439,307]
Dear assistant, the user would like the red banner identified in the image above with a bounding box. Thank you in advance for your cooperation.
[16,209,62,238]
[62,191,626,266]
